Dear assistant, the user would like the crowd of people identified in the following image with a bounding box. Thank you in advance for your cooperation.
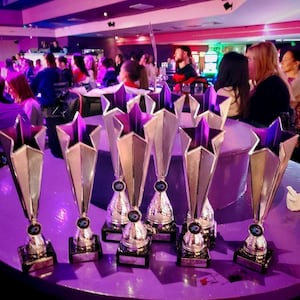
[0,41,300,160]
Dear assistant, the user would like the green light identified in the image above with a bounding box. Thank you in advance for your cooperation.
[291,41,296,47]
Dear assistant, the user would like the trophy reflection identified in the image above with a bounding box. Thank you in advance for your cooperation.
[0,116,56,273]
[145,108,179,242]
[234,118,298,273]
[177,116,224,267]
[56,112,102,263]
[100,102,130,242]
[115,103,157,267]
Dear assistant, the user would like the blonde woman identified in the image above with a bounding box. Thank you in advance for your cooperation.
[243,41,292,128]
[7,72,43,126]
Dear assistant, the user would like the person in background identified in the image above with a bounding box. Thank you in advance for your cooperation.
[96,56,107,85]
[214,51,250,119]
[30,52,61,112]
[84,54,97,88]
[242,41,292,128]
[119,59,148,89]
[139,53,157,90]
[50,40,63,53]
[71,53,90,87]
[172,45,198,93]
[0,76,28,129]
[57,55,73,87]
[101,57,119,87]
[4,58,17,78]
[23,58,35,84]
[34,58,44,75]
[6,72,43,126]
[281,48,300,132]
[114,53,124,76]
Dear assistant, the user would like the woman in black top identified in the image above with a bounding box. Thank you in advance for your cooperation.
[243,41,291,127]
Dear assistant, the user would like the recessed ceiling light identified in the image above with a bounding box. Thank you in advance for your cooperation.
[129,3,154,10]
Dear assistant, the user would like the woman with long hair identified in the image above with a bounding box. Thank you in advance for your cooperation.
[214,51,250,119]
[7,72,43,125]
[243,41,292,127]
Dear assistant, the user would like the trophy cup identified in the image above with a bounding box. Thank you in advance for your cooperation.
[197,110,228,249]
[100,95,130,242]
[56,112,102,263]
[144,87,181,242]
[0,115,56,273]
[115,103,157,267]
[233,118,298,273]
[177,116,224,267]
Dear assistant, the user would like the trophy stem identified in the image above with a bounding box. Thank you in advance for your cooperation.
[18,220,57,273]
[145,185,178,242]
[176,220,211,268]
[233,221,272,273]
[102,178,130,242]
[117,208,152,267]
[69,214,102,263]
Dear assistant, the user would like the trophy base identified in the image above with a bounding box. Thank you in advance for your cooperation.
[69,235,102,263]
[116,243,151,268]
[176,246,211,268]
[101,222,124,242]
[146,221,178,242]
[18,241,57,274]
[233,247,273,273]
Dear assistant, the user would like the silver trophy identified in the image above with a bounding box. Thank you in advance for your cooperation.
[197,110,228,248]
[0,115,56,273]
[234,118,298,273]
[177,116,224,267]
[100,96,130,242]
[145,108,179,242]
[115,103,157,267]
[56,112,102,263]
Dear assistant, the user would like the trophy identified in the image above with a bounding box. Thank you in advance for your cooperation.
[177,116,224,267]
[0,115,56,273]
[196,110,229,248]
[144,83,181,242]
[233,118,298,273]
[56,112,102,263]
[100,95,130,242]
[115,103,157,267]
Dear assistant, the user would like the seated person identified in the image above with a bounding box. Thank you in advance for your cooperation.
[0,76,28,129]
[30,53,62,113]
[6,72,43,126]
[57,55,73,87]
[119,60,148,89]
[101,57,119,87]
[214,51,250,119]
[172,45,198,93]
[71,53,90,87]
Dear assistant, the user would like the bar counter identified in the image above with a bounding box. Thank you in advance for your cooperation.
[0,117,300,300]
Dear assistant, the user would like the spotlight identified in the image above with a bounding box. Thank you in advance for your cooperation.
[223,2,233,10]
[108,21,115,27]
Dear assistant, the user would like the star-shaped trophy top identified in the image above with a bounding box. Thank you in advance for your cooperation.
[0,114,45,153]
[251,118,296,156]
[57,112,100,149]
[114,102,153,139]
[101,83,128,114]
[182,117,224,153]
[152,82,175,114]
